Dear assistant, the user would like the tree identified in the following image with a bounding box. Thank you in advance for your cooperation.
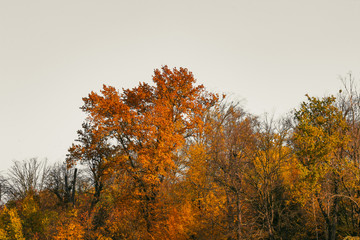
[0,206,25,240]
[54,209,85,240]
[67,65,218,237]
[204,102,258,239]
[4,158,49,201]
[292,94,349,240]
[246,117,301,239]
[46,162,80,206]
[0,175,6,205]
[335,76,360,237]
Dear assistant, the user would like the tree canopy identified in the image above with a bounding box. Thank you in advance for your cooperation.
[1,68,360,239]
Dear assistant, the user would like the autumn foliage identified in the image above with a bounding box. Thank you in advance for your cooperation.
[1,68,360,239]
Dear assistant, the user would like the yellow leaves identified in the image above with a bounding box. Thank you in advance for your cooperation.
[187,144,207,184]
[293,95,349,168]
[0,229,8,240]
[54,209,85,240]
[0,206,25,240]
[21,195,38,216]
[8,208,25,240]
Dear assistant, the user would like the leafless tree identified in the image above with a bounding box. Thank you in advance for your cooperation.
[5,158,49,200]
[0,174,7,204]
[46,162,74,205]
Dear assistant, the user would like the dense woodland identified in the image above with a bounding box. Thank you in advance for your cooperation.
[2,66,360,240]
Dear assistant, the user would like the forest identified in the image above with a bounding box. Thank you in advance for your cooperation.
[1,66,360,240]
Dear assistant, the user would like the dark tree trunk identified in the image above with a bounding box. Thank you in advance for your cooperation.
[71,168,77,205]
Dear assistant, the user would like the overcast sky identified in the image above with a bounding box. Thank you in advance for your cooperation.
[1,0,359,173]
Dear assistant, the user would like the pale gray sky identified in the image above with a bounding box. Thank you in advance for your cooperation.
[1,0,360,173]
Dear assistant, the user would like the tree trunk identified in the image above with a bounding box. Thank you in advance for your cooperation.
[329,175,339,240]
[236,193,242,240]
[71,168,77,205]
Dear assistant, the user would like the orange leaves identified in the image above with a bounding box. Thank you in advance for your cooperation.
[54,209,85,240]
[71,65,217,182]
[65,66,219,238]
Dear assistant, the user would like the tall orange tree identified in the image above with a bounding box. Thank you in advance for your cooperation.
[67,66,217,238]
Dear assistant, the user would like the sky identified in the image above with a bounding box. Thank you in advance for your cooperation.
[1,0,360,173]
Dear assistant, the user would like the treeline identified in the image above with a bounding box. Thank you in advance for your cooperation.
[1,67,360,240]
